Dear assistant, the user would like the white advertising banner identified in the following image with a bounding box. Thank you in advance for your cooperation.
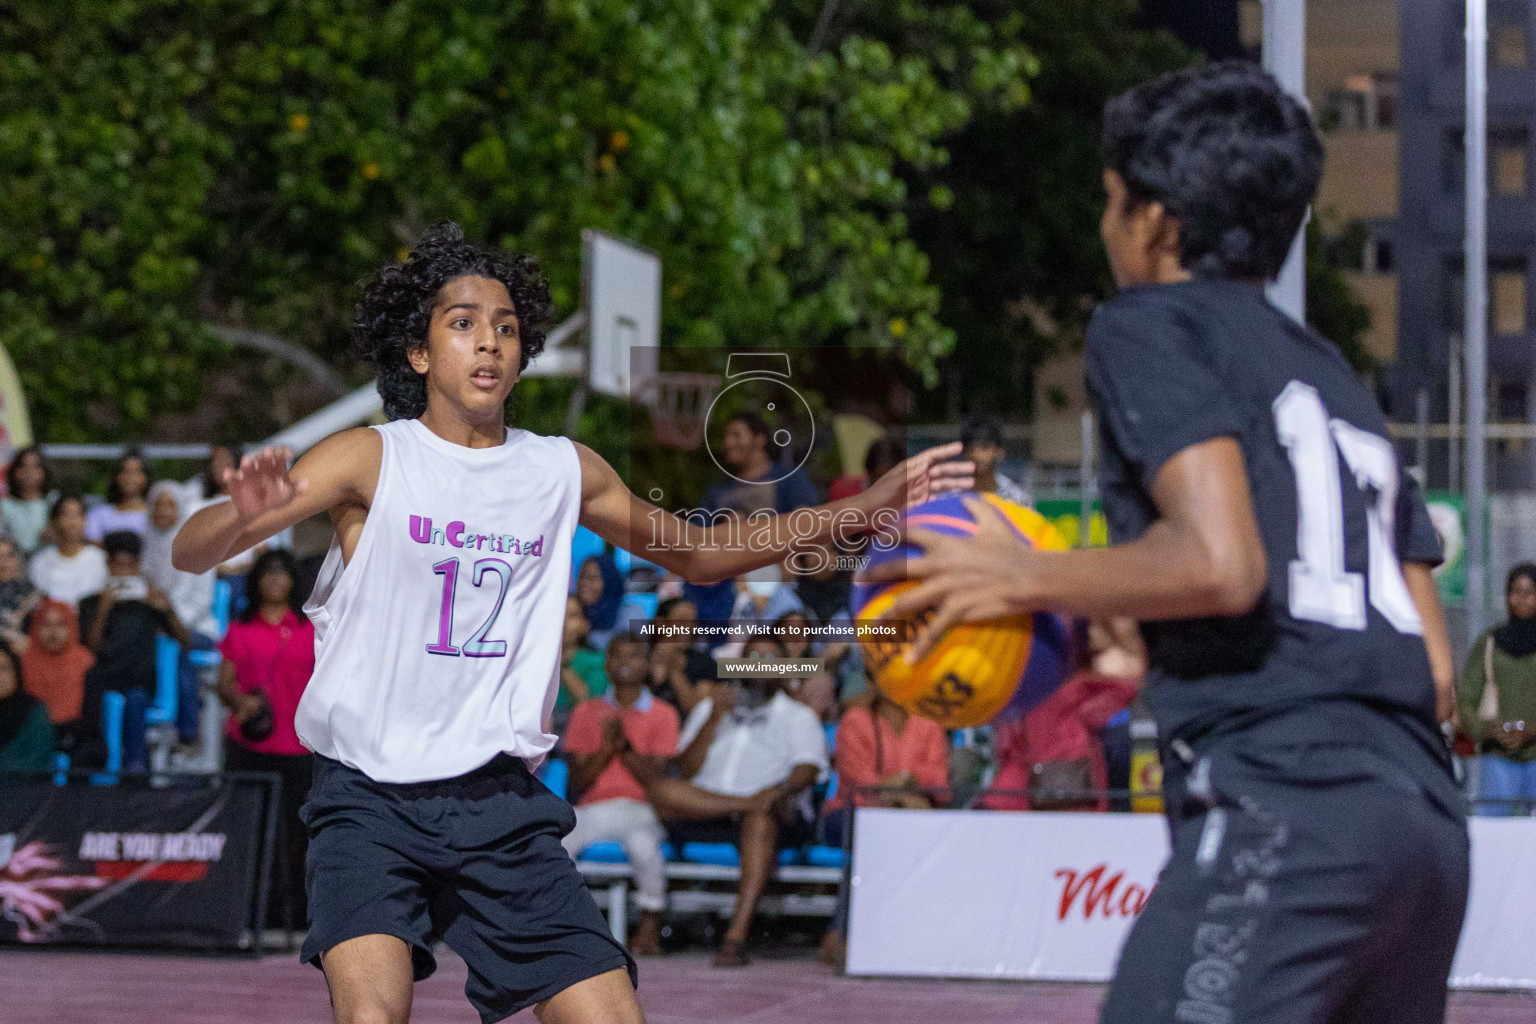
[846,808,1536,990]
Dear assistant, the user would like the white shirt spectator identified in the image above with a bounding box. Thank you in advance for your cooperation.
[83,503,148,543]
[679,690,828,797]
[29,545,109,607]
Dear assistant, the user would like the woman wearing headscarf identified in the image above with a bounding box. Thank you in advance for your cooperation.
[142,480,220,744]
[0,642,56,774]
[1461,563,1536,815]
[19,599,94,736]
[573,553,642,651]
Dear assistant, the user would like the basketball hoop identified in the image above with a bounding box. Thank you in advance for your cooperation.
[639,372,721,450]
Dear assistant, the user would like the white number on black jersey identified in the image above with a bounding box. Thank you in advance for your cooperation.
[1273,381,1423,635]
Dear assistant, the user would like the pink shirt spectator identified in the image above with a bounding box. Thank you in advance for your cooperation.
[564,690,679,806]
[220,610,316,757]
[830,705,949,809]
[985,672,1138,811]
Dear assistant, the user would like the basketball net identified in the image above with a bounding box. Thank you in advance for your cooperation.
[640,372,721,450]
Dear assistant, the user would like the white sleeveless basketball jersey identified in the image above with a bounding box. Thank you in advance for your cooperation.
[296,418,581,783]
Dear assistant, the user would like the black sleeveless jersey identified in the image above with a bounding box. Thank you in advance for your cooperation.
[1085,280,1448,768]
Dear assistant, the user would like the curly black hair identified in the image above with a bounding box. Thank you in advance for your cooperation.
[1101,61,1323,281]
[351,222,553,421]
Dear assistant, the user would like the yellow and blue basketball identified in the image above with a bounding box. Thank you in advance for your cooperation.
[853,493,1074,728]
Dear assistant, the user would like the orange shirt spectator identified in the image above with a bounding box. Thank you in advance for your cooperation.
[565,689,680,805]
[830,696,949,810]
[20,599,94,725]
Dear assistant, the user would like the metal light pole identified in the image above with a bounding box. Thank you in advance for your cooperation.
[1263,0,1307,323]
[1465,0,1491,640]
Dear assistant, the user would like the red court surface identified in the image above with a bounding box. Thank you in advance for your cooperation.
[3,948,1532,1024]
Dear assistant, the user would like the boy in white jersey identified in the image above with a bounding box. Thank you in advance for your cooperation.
[174,223,970,1024]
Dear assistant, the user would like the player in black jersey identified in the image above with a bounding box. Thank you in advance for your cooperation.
[869,62,1469,1024]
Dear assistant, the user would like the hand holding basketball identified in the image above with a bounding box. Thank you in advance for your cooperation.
[862,441,975,515]
[863,495,1036,664]
[224,445,308,524]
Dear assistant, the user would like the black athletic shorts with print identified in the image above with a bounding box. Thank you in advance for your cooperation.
[1100,730,1469,1024]
[300,753,635,1023]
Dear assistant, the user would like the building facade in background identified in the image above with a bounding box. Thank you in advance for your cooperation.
[1400,0,1535,488]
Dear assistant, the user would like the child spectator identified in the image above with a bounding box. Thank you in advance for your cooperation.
[217,549,317,924]
[561,634,680,956]
[0,643,55,774]
[190,444,262,602]
[2,445,57,554]
[649,654,828,967]
[0,536,39,629]
[558,596,609,721]
[84,447,152,542]
[143,481,219,742]
[960,416,1031,507]
[29,495,108,607]
[19,599,93,733]
[79,531,191,774]
[777,610,838,721]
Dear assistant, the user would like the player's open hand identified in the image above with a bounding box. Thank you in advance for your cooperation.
[224,446,307,524]
[863,442,974,516]
[859,495,1034,663]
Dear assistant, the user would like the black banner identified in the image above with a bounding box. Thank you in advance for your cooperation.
[0,775,273,950]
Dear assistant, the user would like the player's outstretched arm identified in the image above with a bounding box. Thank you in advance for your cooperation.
[869,437,1269,661]
[172,429,381,574]
[574,442,972,585]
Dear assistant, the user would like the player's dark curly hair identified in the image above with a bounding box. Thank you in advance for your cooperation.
[1101,61,1323,281]
[351,222,553,420]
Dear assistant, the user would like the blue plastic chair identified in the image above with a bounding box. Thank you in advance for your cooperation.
[805,846,846,869]
[91,691,126,785]
[53,751,70,787]
[539,758,569,801]
[145,635,180,728]
[624,592,658,620]
[211,578,234,639]
[679,842,802,868]
[578,842,629,864]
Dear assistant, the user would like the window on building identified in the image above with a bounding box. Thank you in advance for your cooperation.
[1373,238,1395,274]
[1493,260,1528,336]
[1323,74,1397,132]
[1496,25,1529,67]
[1445,131,1466,194]
[1443,259,1465,331]
[1495,130,1529,196]
[1498,382,1528,422]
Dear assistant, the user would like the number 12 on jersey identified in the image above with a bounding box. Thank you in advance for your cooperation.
[427,557,513,657]
[1274,381,1422,636]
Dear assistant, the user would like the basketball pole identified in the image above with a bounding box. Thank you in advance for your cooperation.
[1464,0,1490,641]
[1263,0,1307,325]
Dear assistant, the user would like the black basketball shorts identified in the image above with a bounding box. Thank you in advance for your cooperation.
[299,753,635,1023]
[1101,737,1469,1024]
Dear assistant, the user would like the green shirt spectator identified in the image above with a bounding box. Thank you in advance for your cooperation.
[1460,564,1536,816]
[558,596,610,714]
[0,642,55,774]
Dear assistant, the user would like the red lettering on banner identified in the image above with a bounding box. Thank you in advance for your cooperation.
[1053,864,1149,921]
[95,861,210,883]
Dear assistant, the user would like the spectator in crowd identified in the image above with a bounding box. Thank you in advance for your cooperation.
[686,411,821,623]
[648,596,715,715]
[1460,563,1536,815]
[0,536,39,630]
[18,599,93,738]
[960,416,1031,507]
[0,643,55,774]
[191,444,262,606]
[818,687,949,966]
[777,610,838,722]
[30,495,108,607]
[79,531,191,774]
[217,549,317,923]
[559,595,608,720]
[827,433,906,501]
[2,445,57,554]
[84,448,152,542]
[574,552,643,651]
[561,634,680,956]
[985,618,1142,813]
[143,481,220,744]
[650,654,829,967]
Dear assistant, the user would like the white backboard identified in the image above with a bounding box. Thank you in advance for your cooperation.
[583,229,660,398]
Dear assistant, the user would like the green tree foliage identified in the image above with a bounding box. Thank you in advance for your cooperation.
[1,0,1033,442]
[1305,218,1375,375]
